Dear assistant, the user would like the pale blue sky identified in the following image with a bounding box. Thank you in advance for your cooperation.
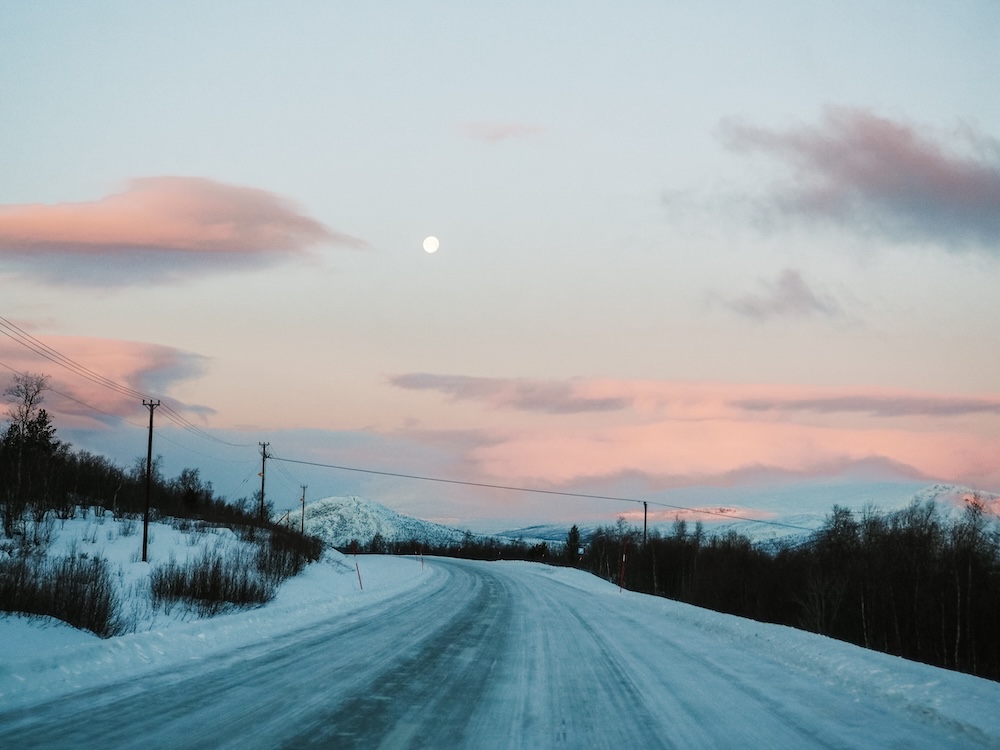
[2,2,999,525]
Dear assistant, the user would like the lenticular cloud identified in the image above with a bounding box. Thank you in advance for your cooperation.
[0,176,357,284]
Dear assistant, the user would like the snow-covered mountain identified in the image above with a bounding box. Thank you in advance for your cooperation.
[909,483,1000,519]
[288,495,473,549]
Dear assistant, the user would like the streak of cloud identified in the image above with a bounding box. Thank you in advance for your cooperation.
[723,269,840,321]
[720,107,1000,250]
[389,373,630,414]
[733,394,1000,418]
[0,176,360,284]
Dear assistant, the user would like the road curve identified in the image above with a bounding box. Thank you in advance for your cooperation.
[0,558,994,749]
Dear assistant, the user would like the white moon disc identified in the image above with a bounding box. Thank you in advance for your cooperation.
[422,236,440,253]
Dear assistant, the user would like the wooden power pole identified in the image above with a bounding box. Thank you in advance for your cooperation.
[141,399,160,562]
[258,442,269,522]
[300,485,307,534]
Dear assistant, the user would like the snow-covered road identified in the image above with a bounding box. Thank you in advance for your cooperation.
[2,557,1000,748]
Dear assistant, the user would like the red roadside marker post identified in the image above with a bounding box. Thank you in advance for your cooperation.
[618,538,629,593]
[351,539,363,590]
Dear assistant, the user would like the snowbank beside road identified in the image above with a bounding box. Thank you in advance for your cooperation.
[501,560,1000,746]
[0,515,430,710]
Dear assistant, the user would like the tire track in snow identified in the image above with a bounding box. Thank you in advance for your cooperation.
[283,567,512,748]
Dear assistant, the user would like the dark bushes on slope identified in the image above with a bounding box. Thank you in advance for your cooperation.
[150,546,275,615]
[150,527,323,616]
[0,551,125,637]
[261,526,324,579]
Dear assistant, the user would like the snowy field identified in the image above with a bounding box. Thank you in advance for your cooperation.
[2,512,1000,747]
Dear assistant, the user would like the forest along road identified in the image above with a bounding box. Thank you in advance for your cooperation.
[0,557,997,749]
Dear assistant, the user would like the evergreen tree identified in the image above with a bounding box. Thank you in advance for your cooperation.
[563,524,581,564]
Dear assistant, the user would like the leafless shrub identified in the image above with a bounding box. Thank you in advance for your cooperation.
[0,552,126,637]
[150,546,277,615]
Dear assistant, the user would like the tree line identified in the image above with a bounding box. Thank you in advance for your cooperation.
[360,530,555,562]
[1,372,323,636]
[0,372,306,538]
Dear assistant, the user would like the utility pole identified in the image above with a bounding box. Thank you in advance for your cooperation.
[300,485,307,534]
[141,400,160,563]
[643,501,648,546]
[258,442,269,523]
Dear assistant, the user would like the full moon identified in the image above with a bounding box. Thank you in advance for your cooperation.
[422,236,440,253]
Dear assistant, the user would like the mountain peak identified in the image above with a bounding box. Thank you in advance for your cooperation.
[288,495,471,549]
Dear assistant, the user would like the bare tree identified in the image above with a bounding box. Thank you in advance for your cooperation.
[2,373,53,534]
[5,372,50,429]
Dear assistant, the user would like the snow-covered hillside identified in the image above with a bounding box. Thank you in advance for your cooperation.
[910,483,1000,518]
[0,508,322,644]
[288,495,474,549]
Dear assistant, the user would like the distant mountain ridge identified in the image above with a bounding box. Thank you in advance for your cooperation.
[497,483,1000,548]
[289,495,473,549]
[290,485,1000,553]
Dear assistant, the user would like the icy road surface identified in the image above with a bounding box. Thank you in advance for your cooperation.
[2,557,1000,748]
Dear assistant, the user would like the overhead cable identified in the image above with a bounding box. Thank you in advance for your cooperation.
[0,319,253,449]
[271,455,817,532]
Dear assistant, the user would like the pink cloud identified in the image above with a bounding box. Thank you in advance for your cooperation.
[389,375,1000,490]
[466,419,999,491]
[460,122,544,143]
[720,107,1000,249]
[0,331,210,429]
[0,177,361,284]
[392,374,1000,423]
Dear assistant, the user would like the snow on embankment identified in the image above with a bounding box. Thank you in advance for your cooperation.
[0,512,431,710]
[510,561,1000,745]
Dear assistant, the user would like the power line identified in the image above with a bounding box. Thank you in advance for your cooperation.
[157,403,253,448]
[4,357,253,453]
[1,358,146,429]
[271,457,301,489]
[0,316,146,400]
[0,320,821,534]
[0,323,253,449]
[152,430,259,464]
[270,455,817,532]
